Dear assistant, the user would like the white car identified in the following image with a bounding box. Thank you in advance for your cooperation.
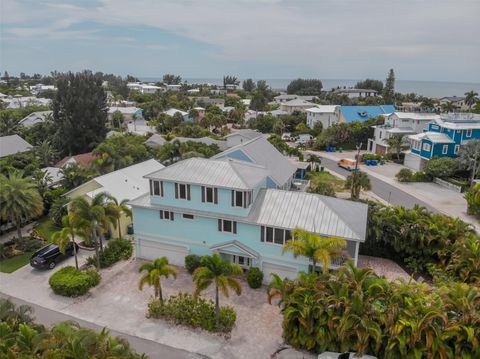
[318,353,377,359]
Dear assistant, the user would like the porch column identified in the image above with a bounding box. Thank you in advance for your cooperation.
[354,241,359,267]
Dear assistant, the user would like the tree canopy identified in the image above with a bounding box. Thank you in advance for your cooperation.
[354,78,383,92]
[286,78,323,95]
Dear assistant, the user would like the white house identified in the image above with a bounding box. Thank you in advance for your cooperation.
[306,106,339,129]
[279,99,316,114]
[438,96,469,111]
[107,107,143,127]
[335,88,378,99]
[367,112,441,155]
[165,84,181,92]
[274,94,316,104]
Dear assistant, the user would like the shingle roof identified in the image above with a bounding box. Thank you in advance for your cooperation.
[0,135,33,158]
[340,105,396,123]
[145,157,269,190]
[213,136,296,187]
[56,152,96,168]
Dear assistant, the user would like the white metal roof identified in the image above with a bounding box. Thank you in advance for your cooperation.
[224,129,262,140]
[108,106,141,115]
[433,114,480,130]
[145,157,269,190]
[391,112,441,121]
[19,110,52,127]
[164,108,188,117]
[0,135,33,158]
[41,167,64,185]
[306,106,338,114]
[144,134,167,147]
[408,132,455,143]
[386,127,415,134]
[213,136,296,187]
[281,99,316,107]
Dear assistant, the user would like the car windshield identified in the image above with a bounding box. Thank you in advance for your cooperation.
[34,244,58,256]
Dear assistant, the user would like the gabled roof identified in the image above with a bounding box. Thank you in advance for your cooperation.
[440,96,465,102]
[173,136,228,150]
[432,114,480,130]
[164,108,188,117]
[306,106,338,113]
[408,132,455,144]
[212,136,296,187]
[144,134,167,147]
[145,157,269,190]
[224,129,262,140]
[66,159,164,202]
[0,135,33,158]
[19,110,52,127]
[251,189,368,241]
[56,152,96,168]
[340,105,396,123]
[281,98,316,107]
[210,240,259,258]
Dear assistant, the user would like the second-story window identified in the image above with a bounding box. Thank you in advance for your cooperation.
[150,180,163,196]
[231,190,253,208]
[466,129,473,137]
[202,186,218,204]
[175,183,191,200]
[218,219,237,234]
[260,226,292,245]
[159,210,174,221]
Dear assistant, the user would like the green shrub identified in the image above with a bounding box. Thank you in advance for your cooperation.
[87,238,133,268]
[246,267,263,288]
[395,168,413,182]
[424,157,458,179]
[308,181,336,197]
[412,171,431,182]
[148,293,236,333]
[465,183,480,217]
[185,254,202,274]
[49,266,101,297]
[361,153,383,162]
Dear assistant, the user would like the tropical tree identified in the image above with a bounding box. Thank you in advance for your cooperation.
[34,140,59,167]
[465,183,480,217]
[267,273,294,308]
[382,69,395,104]
[111,110,124,128]
[441,102,457,113]
[106,195,132,239]
[60,163,94,190]
[282,228,346,274]
[222,75,239,88]
[384,135,405,160]
[456,139,480,185]
[464,90,479,109]
[192,253,242,324]
[138,257,177,303]
[345,170,371,199]
[0,171,43,241]
[52,215,81,269]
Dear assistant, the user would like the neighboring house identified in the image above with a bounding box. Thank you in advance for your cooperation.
[279,98,316,113]
[295,134,314,146]
[29,84,56,94]
[173,136,228,151]
[195,97,225,108]
[405,113,480,170]
[187,88,200,94]
[66,159,164,237]
[4,96,51,109]
[337,105,396,123]
[164,108,191,122]
[397,102,424,112]
[224,129,263,148]
[144,134,167,148]
[0,135,33,158]
[438,96,469,111]
[19,110,53,128]
[129,154,367,281]
[41,167,64,187]
[368,112,441,155]
[335,88,378,99]
[107,107,143,127]
[240,99,251,107]
[56,152,96,169]
[306,106,339,129]
[127,82,163,94]
[274,94,316,104]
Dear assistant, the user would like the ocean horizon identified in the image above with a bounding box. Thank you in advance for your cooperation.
[139,77,480,98]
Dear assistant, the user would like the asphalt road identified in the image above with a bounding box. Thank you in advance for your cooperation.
[318,156,437,211]
[0,293,205,359]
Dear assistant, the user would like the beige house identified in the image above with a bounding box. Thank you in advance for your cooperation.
[279,98,316,113]
[65,159,164,238]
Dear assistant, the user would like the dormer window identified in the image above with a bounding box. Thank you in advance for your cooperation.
[232,190,253,208]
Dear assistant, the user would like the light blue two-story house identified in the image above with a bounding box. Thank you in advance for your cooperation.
[405,113,480,170]
[129,137,368,281]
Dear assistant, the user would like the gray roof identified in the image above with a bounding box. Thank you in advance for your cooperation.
[129,188,368,241]
[213,136,296,187]
[173,136,228,150]
[224,129,262,141]
[19,111,52,128]
[0,135,33,158]
[145,157,269,190]
[144,134,167,147]
[281,99,316,107]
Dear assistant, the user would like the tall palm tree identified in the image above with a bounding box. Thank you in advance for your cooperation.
[282,228,346,274]
[464,90,479,109]
[385,134,405,160]
[69,192,111,269]
[34,140,59,167]
[441,102,457,113]
[0,171,44,241]
[345,170,371,200]
[106,195,132,239]
[192,253,242,325]
[52,215,81,269]
[138,257,177,303]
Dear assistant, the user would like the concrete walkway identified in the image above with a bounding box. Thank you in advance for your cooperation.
[0,222,37,244]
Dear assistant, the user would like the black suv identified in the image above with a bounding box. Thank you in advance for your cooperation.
[30,242,79,269]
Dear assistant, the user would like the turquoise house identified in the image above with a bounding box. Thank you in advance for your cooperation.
[130,137,368,281]
[405,113,480,170]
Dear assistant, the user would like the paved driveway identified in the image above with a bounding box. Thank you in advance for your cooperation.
[1,257,285,359]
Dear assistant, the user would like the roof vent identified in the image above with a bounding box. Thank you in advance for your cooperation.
[358,111,368,117]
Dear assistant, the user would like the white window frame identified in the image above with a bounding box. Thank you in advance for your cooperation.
[454,145,460,154]
[260,226,292,246]
[175,183,191,200]
[159,210,174,221]
[442,144,448,154]
[150,180,163,196]
[231,190,253,208]
[218,219,237,234]
[466,129,473,137]
[422,143,431,151]
[202,186,217,204]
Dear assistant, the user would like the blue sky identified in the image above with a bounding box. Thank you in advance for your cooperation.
[1,0,479,82]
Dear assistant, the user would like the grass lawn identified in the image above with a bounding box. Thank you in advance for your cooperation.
[0,251,33,273]
[308,171,346,192]
[35,218,60,242]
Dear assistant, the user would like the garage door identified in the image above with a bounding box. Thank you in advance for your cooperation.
[262,262,298,284]
[404,152,425,171]
[136,239,189,266]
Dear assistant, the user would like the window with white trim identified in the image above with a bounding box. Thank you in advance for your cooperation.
[412,140,421,151]
[159,210,174,221]
[175,183,191,200]
[454,145,460,154]
[231,190,253,208]
[150,180,163,196]
[182,213,194,220]
[260,226,292,245]
[218,219,237,234]
[466,129,473,137]
[422,143,431,151]
[201,186,218,204]
[442,144,448,154]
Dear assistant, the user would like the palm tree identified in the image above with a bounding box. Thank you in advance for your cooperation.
[282,228,346,274]
[34,140,59,167]
[138,257,177,303]
[52,215,80,269]
[345,170,371,200]
[106,196,132,239]
[0,171,44,241]
[267,273,295,308]
[69,192,111,269]
[464,90,479,109]
[192,253,242,325]
[385,135,405,160]
[441,102,457,113]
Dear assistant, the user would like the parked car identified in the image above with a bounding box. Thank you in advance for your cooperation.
[30,242,79,270]
[337,158,358,171]
[318,352,377,359]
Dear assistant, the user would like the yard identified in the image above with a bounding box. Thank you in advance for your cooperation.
[308,170,345,191]
[34,218,60,242]
[0,251,34,273]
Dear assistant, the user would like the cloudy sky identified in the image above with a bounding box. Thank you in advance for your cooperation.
[1,0,479,82]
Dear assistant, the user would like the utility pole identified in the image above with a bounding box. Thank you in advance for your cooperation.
[351,143,362,199]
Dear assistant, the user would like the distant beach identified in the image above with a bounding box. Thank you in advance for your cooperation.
[139,77,480,98]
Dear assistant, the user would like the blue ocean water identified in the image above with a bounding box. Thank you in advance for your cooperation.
[140,77,480,98]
